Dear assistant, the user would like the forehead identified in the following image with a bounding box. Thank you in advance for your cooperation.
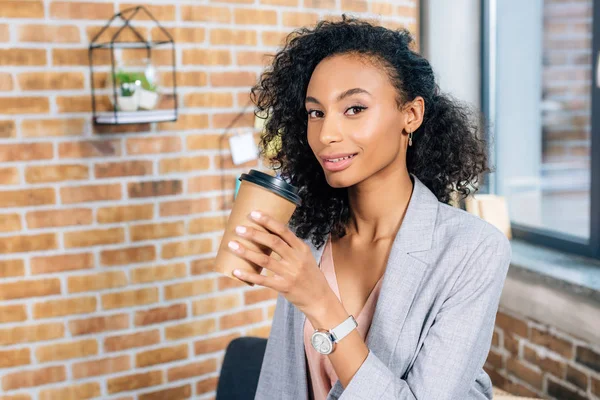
[306,53,394,98]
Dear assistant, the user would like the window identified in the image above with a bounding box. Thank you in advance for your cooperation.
[482,0,600,259]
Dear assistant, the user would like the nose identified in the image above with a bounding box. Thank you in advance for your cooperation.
[318,114,343,146]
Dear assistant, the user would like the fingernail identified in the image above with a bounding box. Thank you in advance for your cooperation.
[250,211,262,219]
[233,269,241,277]
[228,241,239,250]
[235,226,246,234]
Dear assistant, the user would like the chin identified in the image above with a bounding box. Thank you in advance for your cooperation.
[323,171,355,189]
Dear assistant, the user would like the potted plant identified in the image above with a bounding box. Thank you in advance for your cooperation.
[112,70,140,112]
[137,72,159,110]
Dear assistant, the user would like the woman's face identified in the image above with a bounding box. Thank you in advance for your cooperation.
[305,53,411,188]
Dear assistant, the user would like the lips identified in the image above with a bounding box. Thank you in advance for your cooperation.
[322,153,358,172]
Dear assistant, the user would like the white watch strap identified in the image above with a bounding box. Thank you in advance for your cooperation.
[330,315,358,342]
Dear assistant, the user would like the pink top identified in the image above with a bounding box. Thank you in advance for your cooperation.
[303,234,384,400]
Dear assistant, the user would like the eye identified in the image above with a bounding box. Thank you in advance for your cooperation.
[346,106,367,116]
[307,109,324,119]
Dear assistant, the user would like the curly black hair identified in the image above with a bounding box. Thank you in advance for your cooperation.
[250,15,489,250]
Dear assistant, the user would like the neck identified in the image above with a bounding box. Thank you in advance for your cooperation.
[346,166,413,243]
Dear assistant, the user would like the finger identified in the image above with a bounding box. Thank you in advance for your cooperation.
[228,240,286,277]
[234,225,294,261]
[232,268,282,291]
[249,211,304,250]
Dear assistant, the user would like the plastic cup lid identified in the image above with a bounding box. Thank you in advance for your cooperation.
[239,169,302,206]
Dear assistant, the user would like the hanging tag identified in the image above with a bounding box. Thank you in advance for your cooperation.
[229,131,258,166]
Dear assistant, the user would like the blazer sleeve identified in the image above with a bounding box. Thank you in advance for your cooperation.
[338,231,512,400]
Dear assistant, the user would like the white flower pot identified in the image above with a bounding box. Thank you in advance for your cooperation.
[138,89,159,110]
[117,95,139,111]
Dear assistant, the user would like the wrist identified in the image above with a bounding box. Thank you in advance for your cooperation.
[307,292,348,329]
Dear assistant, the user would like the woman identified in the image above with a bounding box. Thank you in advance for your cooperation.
[226,16,512,400]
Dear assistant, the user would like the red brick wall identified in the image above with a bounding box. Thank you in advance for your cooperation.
[486,307,600,400]
[0,1,419,399]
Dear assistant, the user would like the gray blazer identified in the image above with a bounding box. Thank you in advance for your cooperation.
[254,175,512,400]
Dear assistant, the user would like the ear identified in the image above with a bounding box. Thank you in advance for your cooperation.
[403,96,425,133]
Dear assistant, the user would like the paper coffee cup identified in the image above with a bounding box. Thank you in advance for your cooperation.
[214,169,302,286]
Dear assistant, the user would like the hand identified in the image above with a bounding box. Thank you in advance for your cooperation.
[227,210,334,315]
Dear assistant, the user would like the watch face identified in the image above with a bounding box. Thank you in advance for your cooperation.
[311,331,333,354]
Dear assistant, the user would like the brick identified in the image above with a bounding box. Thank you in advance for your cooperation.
[194,333,240,355]
[0,213,21,232]
[61,184,122,204]
[25,164,88,183]
[247,324,271,338]
[0,49,46,66]
[0,121,16,138]
[162,239,213,260]
[0,278,60,301]
[220,308,263,330]
[86,25,149,43]
[210,72,256,87]
[0,1,44,18]
[93,123,151,135]
[566,364,589,391]
[94,160,153,178]
[234,9,277,24]
[159,198,212,217]
[101,287,158,310]
[282,11,319,27]
[593,375,600,396]
[161,71,208,87]
[218,275,248,290]
[139,384,192,400]
[152,27,205,43]
[506,358,543,390]
[504,333,519,355]
[182,49,231,66]
[341,0,368,12]
[181,5,231,22]
[73,355,131,379]
[0,323,64,346]
[237,51,271,67]
[0,259,24,278]
[191,259,214,275]
[22,118,84,139]
[128,180,182,199]
[262,31,291,47]
[0,96,49,114]
[59,140,121,159]
[0,73,13,91]
[244,287,278,305]
[188,174,236,193]
[210,29,257,45]
[547,377,588,400]
[69,314,129,336]
[54,47,110,65]
[36,339,98,362]
[2,366,65,391]
[0,143,53,162]
[495,312,528,338]
[18,72,85,91]
[196,376,219,394]
[189,216,226,234]
[56,94,111,112]
[524,345,565,378]
[185,93,233,108]
[212,112,255,129]
[130,222,185,243]
[136,344,188,368]
[97,204,154,223]
[126,136,181,154]
[134,304,187,327]
[100,245,156,266]
[107,370,162,394]
[18,24,80,43]
[104,330,161,352]
[0,348,30,368]
[165,319,216,341]
[26,209,92,229]
[68,271,127,294]
[193,293,241,316]
[31,253,93,275]
[168,359,217,382]
[164,278,215,300]
[157,114,210,131]
[530,328,573,359]
[50,1,114,19]
[39,382,101,400]
[576,346,600,373]
[64,227,125,248]
[0,167,18,184]
[119,4,175,20]
[305,0,335,7]
[33,297,96,319]
[159,156,210,174]
[0,304,27,323]
[260,0,298,4]
[131,263,187,284]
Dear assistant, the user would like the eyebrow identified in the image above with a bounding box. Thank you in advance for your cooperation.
[305,88,371,106]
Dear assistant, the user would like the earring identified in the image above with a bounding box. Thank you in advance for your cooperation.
[408,131,413,147]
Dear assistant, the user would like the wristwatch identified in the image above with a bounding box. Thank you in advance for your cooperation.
[310,315,358,355]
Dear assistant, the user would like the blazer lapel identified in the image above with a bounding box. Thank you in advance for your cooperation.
[293,175,439,400]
